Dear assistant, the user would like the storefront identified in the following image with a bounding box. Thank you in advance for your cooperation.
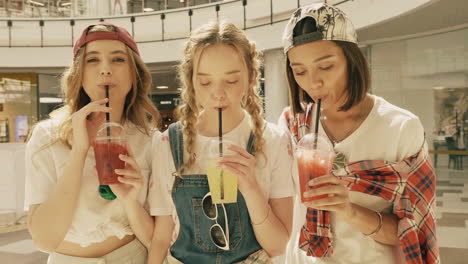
[0,73,38,143]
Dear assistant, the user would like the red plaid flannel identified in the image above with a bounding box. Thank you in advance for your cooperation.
[282,105,440,264]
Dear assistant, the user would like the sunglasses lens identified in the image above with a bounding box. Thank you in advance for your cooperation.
[210,225,227,248]
[202,194,217,219]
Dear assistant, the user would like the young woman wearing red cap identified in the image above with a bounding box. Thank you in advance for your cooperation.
[25,23,160,263]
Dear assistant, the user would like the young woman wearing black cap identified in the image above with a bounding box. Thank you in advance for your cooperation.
[278,3,439,264]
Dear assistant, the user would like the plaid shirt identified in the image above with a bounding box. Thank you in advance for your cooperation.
[282,105,440,264]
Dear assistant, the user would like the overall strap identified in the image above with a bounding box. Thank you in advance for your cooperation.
[247,122,267,155]
[246,131,255,155]
[168,122,184,171]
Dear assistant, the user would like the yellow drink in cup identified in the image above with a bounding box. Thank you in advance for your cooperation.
[206,139,238,204]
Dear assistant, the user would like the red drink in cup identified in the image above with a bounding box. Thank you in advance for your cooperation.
[93,122,128,185]
[94,141,127,185]
[295,133,335,203]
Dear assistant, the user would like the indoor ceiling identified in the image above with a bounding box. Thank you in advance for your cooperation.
[357,0,468,44]
[148,61,180,94]
[4,0,467,96]
[150,0,468,94]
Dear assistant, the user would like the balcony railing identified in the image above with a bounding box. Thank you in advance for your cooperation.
[0,0,353,48]
[0,0,228,18]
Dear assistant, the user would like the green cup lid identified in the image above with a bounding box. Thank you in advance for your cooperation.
[99,185,116,200]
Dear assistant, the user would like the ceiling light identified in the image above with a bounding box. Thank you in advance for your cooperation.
[28,0,45,7]
[156,85,169,89]
[143,8,154,12]
[40,97,63,103]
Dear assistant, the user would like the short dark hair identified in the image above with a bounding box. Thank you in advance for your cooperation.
[286,17,370,114]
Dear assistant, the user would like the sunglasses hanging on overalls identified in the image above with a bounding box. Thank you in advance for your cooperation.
[202,192,230,250]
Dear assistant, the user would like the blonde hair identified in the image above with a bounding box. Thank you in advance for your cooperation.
[37,24,160,148]
[177,21,265,173]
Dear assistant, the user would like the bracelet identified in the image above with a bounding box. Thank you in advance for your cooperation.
[364,210,383,237]
[251,206,270,226]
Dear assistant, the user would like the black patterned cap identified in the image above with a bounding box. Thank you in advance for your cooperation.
[282,3,357,53]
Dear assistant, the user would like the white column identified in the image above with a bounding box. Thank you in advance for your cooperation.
[72,0,90,16]
[110,0,128,15]
[263,48,289,123]
[84,0,111,16]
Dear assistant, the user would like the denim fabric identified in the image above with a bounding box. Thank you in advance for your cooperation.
[168,123,261,264]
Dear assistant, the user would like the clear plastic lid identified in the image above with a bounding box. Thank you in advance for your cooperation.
[296,133,335,156]
[206,138,236,159]
[95,122,125,141]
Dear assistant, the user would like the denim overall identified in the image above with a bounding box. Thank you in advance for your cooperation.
[168,123,262,264]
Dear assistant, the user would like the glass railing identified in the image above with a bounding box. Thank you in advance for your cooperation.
[0,0,352,47]
[0,0,227,18]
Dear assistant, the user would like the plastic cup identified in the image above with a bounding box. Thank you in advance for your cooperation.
[93,122,128,186]
[295,133,335,203]
[206,139,238,204]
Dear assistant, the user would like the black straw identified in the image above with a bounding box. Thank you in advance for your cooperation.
[313,99,322,148]
[105,85,110,137]
[218,108,223,157]
[218,108,224,200]
[314,99,321,134]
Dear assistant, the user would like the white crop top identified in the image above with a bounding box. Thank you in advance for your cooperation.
[25,119,154,247]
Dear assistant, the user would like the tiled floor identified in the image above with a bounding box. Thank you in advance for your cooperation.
[434,166,468,263]
[0,228,47,264]
[0,166,467,263]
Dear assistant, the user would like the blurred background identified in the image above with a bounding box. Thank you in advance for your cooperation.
[0,0,467,263]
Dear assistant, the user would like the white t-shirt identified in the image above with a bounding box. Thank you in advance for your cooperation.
[148,111,295,217]
[25,119,155,247]
[278,95,425,264]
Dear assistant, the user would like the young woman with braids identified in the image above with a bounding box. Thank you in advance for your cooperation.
[147,21,294,264]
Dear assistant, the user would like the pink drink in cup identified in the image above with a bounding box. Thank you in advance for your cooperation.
[295,133,335,203]
[93,122,128,185]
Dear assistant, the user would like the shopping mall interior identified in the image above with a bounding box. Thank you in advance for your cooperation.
[0,0,467,263]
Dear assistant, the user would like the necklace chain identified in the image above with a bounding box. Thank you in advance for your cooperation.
[320,97,371,145]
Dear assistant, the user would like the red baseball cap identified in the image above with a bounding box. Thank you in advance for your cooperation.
[73,22,140,58]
